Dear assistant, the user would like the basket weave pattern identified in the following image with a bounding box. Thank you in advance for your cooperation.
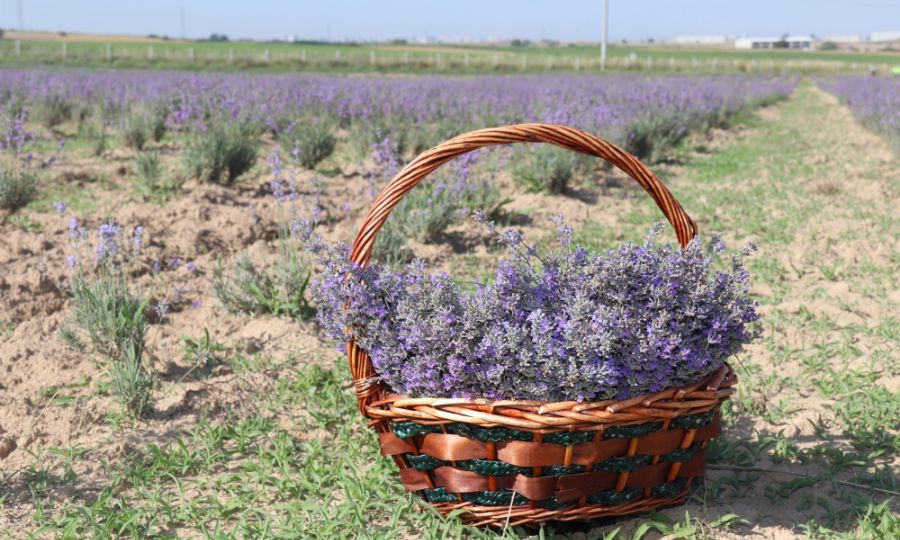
[347,124,734,527]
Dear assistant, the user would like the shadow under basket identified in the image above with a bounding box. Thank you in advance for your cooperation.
[345,123,738,527]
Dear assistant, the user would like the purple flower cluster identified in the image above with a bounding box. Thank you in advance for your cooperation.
[303,221,759,402]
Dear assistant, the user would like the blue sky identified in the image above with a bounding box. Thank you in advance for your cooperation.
[2,0,899,42]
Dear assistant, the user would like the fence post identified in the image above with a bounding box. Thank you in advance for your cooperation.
[435,53,440,68]
[106,43,112,62]
[228,48,234,63]
[521,54,527,70]
[263,49,270,63]
[574,56,580,71]
[148,46,154,60]
[61,42,67,59]
[404,51,409,65]
[15,40,21,56]
[300,48,306,63]
[369,50,375,66]
[188,47,195,61]
[464,52,469,68]
[335,49,341,61]
[493,53,499,68]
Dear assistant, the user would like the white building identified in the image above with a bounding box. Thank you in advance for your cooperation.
[735,35,813,50]
[870,31,900,42]
[671,35,728,45]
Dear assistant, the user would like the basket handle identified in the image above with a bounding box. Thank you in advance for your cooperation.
[347,123,697,412]
[351,123,696,268]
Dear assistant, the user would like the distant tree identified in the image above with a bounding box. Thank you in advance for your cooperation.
[510,39,531,47]
[390,38,408,45]
[774,34,789,48]
[820,41,838,51]
[647,38,654,43]
[58,31,67,37]
[209,33,229,42]
[0,28,4,40]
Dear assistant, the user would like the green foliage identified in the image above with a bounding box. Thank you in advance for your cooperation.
[32,94,73,128]
[373,223,414,267]
[0,164,38,211]
[121,108,167,150]
[134,150,161,186]
[78,119,110,157]
[182,328,228,370]
[282,122,336,169]
[512,145,581,194]
[109,342,155,418]
[70,275,154,417]
[213,237,313,319]
[71,275,149,360]
[183,123,258,184]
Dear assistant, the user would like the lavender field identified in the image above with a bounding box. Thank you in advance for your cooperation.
[0,69,897,539]
[817,76,900,145]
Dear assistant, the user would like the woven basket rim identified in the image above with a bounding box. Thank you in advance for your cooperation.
[365,364,735,430]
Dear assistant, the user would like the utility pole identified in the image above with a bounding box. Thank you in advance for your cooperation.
[180,7,186,40]
[601,0,609,70]
[17,0,24,30]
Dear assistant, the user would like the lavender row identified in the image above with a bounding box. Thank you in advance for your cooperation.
[817,77,900,145]
[0,70,795,160]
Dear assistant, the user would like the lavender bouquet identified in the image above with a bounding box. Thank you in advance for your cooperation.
[302,218,758,403]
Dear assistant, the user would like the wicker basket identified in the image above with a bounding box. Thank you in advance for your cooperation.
[347,124,736,527]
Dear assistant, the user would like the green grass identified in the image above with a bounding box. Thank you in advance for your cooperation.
[1,38,897,73]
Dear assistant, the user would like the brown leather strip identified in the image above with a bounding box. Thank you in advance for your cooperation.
[432,466,515,493]
[694,415,722,441]
[555,471,619,501]
[677,449,707,478]
[571,438,631,465]
[378,432,417,456]
[636,428,686,455]
[497,440,566,467]
[512,475,558,500]
[625,462,671,489]
[420,433,489,461]
[399,467,431,491]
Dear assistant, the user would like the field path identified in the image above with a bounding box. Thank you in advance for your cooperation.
[596,81,899,538]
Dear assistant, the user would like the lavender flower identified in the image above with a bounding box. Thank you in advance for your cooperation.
[53,200,67,215]
[186,261,197,273]
[66,255,77,267]
[304,222,759,402]
[95,223,121,263]
[167,257,182,270]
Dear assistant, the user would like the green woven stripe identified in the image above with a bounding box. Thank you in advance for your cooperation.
[543,431,597,445]
[542,464,585,477]
[423,487,457,503]
[593,454,652,472]
[652,478,688,498]
[406,453,444,471]
[539,499,575,510]
[602,422,664,439]
[586,488,642,505]
[457,459,530,477]
[462,491,530,506]
[391,422,441,438]
[659,443,701,463]
[445,423,533,443]
[670,409,717,430]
